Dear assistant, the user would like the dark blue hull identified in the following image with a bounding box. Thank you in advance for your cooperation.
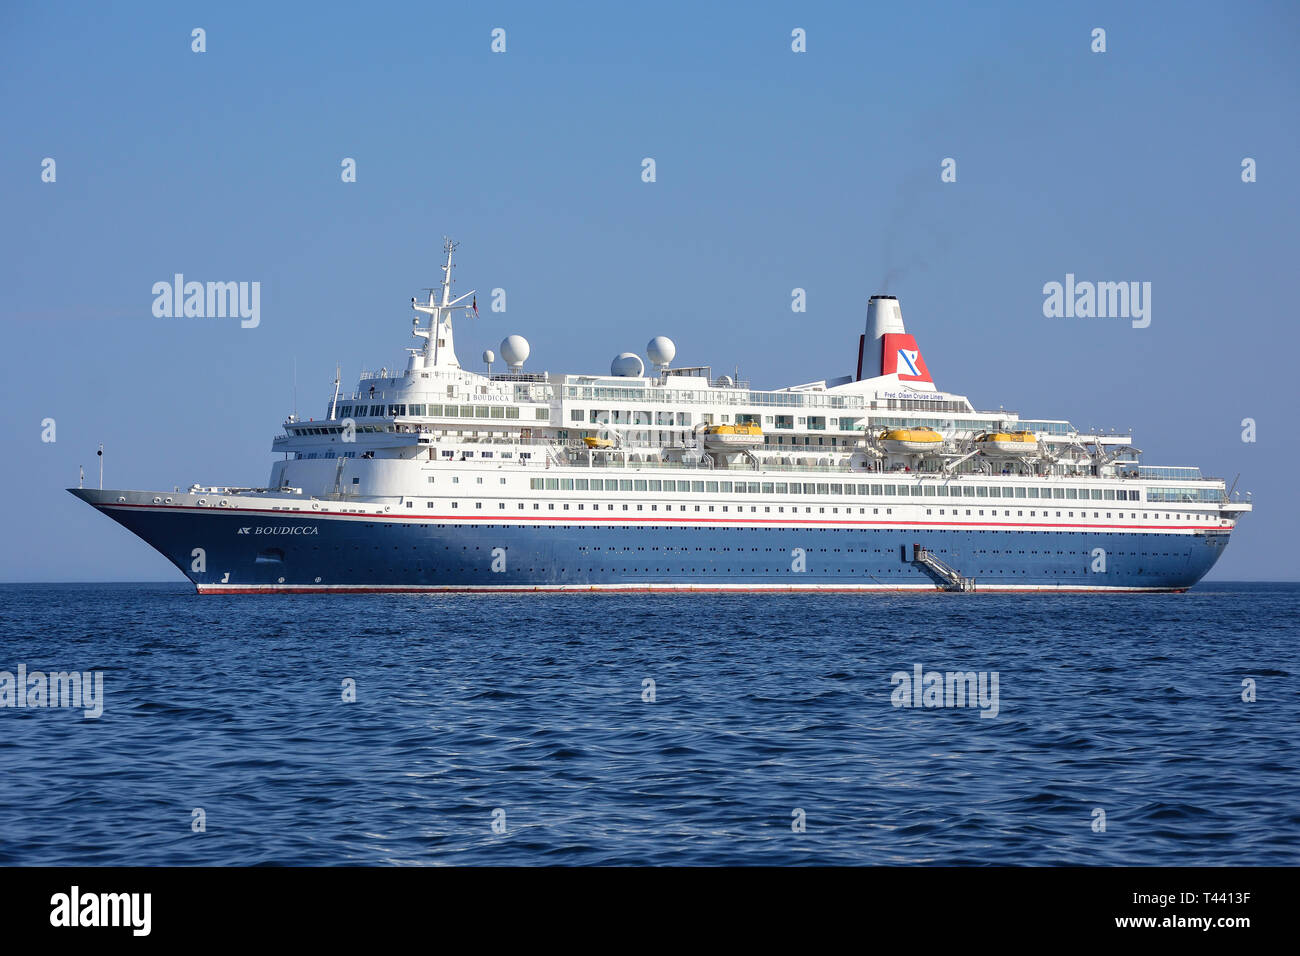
[77,493,1232,593]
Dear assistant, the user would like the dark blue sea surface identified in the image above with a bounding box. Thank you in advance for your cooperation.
[0,583,1295,865]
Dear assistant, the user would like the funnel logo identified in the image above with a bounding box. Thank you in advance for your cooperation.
[881,333,932,383]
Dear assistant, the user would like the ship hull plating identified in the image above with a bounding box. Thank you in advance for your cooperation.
[73,491,1232,594]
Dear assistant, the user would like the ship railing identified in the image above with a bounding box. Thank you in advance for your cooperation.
[283,430,1229,487]
[488,371,549,383]
[312,492,404,504]
[539,459,1231,483]
[185,486,277,495]
[410,436,1227,481]
[343,386,871,410]
[562,459,879,475]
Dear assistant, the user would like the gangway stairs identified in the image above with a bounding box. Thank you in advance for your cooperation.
[912,544,976,592]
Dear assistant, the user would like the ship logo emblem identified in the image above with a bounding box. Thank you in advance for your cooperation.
[880,333,933,383]
[238,527,251,535]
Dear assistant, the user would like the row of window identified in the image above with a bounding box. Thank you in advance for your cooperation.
[525,477,1146,501]
[561,385,863,408]
[570,410,866,431]
[323,566,1180,578]
[921,509,1210,521]
[274,542,1183,556]
[882,399,971,413]
[333,394,1090,438]
[1146,487,1224,503]
[289,424,389,436]
[407,500,1212,522]
[568,546,1172,555]
[333,404,549,421]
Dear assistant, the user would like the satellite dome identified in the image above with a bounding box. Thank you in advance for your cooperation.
[500,335,530,368]
[611,352,645,377]
[646,336,676,368]
[482,349,495,365]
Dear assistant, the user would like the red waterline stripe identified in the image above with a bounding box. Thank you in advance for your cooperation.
[101,501,1223,533]
[196,584,1188,596]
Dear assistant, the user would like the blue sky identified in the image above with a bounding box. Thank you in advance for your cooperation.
[2,0,1296,581]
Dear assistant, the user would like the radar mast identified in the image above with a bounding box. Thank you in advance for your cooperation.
[411,238,477,370]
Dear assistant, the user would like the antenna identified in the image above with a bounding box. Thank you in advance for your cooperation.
[330,364,342,420]
[440,237,458,307]
[435,239,455,366]
[411,238,476,370]
[97,443,103,490]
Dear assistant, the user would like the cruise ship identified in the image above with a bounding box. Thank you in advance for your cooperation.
[71,241,1251,593]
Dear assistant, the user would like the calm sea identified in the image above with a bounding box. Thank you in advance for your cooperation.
[0,582,1295,865]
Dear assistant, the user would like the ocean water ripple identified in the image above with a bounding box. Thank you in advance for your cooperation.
[0,582,1296,865]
